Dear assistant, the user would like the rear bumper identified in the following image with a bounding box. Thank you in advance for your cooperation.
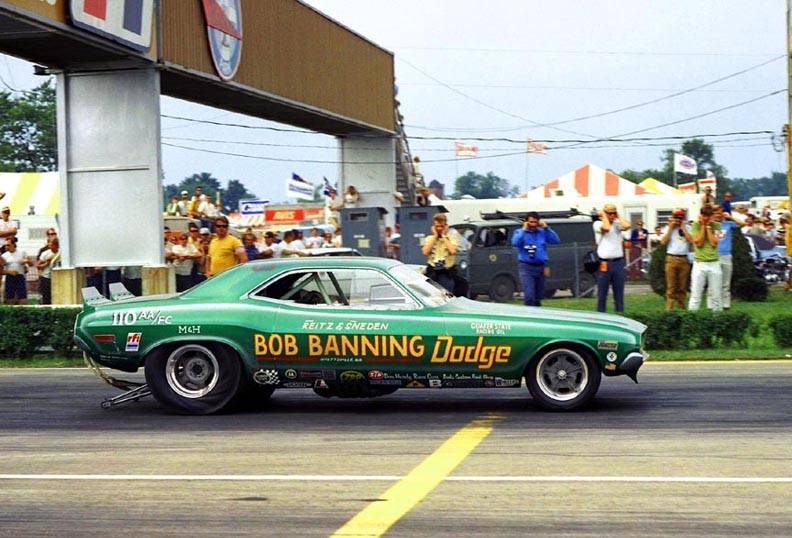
[620,352,645,383]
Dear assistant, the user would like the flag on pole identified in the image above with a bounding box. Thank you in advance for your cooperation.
[454,142,479,157]
[322,176,337,196]
[698,170,717,195]
[673,153,698,175]
[527,139,548,155]
[678,181,697,193]
[287,173,314,200]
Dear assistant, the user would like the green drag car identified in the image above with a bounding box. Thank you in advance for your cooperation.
[74,257,646,413]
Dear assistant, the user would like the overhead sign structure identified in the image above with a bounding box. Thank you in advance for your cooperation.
[201,0,243,81]
[70,0,154,52]
[239,199,269,215]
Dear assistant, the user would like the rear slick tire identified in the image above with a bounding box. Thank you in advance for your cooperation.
[145,343,242,414]
[526,347,601,411]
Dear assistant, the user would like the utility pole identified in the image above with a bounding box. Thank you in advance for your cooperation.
[788,0,792,257]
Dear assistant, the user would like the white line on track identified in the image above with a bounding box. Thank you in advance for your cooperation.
[0,474,790,483]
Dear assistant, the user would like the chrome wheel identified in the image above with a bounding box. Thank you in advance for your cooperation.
[535,348,589,402]
[165,345,220,399]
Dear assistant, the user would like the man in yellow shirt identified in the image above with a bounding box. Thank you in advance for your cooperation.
[421,213,458,292]
[207,216,247,276]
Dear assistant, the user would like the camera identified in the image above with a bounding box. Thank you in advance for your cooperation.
[524,244,537,259]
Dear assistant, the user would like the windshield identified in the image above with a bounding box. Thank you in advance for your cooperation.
[389,264,453,307]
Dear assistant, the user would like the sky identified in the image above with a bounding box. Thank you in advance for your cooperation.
[0,0,788,204]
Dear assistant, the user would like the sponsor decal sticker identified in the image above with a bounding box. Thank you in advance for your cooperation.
[178,325,201,335]
[607,352,618,362]
[284,369,298,379]
[369,379,402,386]
[201,0,243,81]
[298,370,324,380]
[405,380,426,388]
[125,332,141,352]
[253,333,511,370]
[429,379,442,388]
[368,370,384,380]
[495,378,520,387]
[339,371,365,382]
[314,379,329,389]
[253,369,279,385]
[282,382,312,389]
[598,340,619,351]
[302,320,390,332]
[469,321,512,336]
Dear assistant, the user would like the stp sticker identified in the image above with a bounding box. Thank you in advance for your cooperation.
[125,332,141,352]
[607,352,618,362]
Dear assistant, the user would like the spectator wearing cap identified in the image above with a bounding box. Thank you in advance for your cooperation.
[324,188,343,226]
[36,238,60,305]
[712,206,737,309]
[207,216,246,276]
[593,204,631,312]
[660,209,693,310]
[511,211,560,307]
[2,237,32,305]
[689,205,722,311]
[176,191,190,216]
[0,207,17,251]
[257,231,278,258]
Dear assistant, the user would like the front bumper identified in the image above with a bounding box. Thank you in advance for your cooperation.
[620,351,645,383]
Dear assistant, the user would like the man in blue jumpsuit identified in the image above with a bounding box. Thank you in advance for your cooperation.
[511,212,560,306]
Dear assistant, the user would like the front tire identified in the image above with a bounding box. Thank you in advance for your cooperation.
[526,347,601,410]
[145,343,242,414]
[489,275,515,302]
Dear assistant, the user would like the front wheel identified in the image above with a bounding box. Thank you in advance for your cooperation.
[489,275,515,302]
[526,347,601,410]
[145,343,242,414]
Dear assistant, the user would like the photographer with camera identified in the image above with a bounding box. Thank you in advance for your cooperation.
[421,213,459,293]
[688,205,722,311]
[511,212,560,306]
[593,203,631,312]
[660,208,693,310]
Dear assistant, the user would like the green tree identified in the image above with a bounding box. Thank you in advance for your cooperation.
[453,171,518,199]
[223,179,256,212]
[0,81,56,172]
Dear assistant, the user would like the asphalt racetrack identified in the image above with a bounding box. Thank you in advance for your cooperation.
[1,362,791,537]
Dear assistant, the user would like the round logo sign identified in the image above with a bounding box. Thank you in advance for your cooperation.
[202,0,243,81]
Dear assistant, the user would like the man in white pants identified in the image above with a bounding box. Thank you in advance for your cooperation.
[710,206,737,309]
[688,205,722,311]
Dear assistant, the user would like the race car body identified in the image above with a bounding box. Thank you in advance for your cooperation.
[74,257,646,413]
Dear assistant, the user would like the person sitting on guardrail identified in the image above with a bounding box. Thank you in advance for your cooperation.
[511,211,560,307]
[660,208,693,310]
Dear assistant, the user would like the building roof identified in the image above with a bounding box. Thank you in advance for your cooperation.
[523,164,648,199]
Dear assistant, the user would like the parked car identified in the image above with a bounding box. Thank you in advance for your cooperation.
[452,215,598,302]
[74,257,646,413]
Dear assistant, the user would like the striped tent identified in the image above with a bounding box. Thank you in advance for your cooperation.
[0,172,59,215]
[523,164,648,199]
[639,177,681,195]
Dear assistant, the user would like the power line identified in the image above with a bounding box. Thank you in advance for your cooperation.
[398,57,601,139]
[160,114,319,134]
[165,132,773,153]
[402,54,785,133]
[394,46,783,58]
[399,82,778,93]
[407,130,775,144]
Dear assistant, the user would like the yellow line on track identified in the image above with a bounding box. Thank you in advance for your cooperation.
[331,415,502,537]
